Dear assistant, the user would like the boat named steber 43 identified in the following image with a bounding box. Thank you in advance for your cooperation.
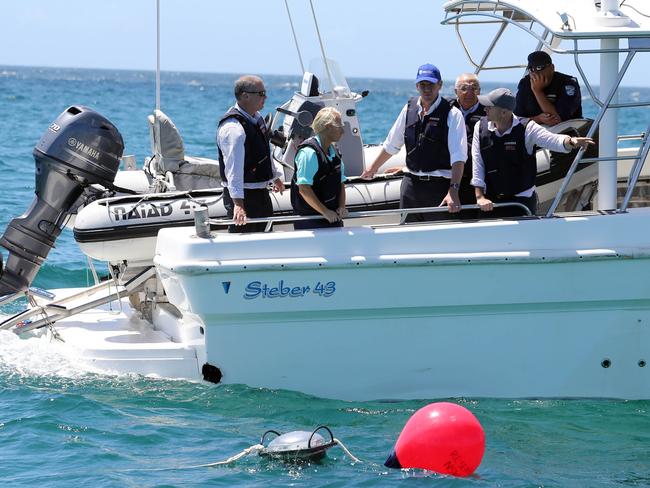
[155,209,650,400]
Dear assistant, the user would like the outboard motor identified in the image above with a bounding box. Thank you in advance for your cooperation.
[0,106,124,296]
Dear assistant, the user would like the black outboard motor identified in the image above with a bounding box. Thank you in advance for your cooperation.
[0,106,124,296]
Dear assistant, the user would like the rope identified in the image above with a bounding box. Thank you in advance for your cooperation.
[121,438,361,473]
[334,438,362,464]
[189,444,265,468]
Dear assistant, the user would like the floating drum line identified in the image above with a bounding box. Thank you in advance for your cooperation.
[192,426,361,468]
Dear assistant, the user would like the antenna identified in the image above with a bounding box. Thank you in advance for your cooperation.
[156,0,161,111]
[154,0,162,174]
[309,0,336,98]
[284,0,305,73]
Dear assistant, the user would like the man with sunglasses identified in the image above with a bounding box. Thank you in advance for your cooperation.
[450,73,486,209]
[217,75,285,232]
[514,51,582,127]
[361,63,467,222]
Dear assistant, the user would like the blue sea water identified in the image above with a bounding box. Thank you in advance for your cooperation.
[0,66,649,486]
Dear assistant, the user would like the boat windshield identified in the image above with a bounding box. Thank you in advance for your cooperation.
[308,58,351,98]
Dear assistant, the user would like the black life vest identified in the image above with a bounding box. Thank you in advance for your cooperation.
[291,137,343,215]
[404,97,451,172]
[450,99,486,181]
[478,116,536,197]
[217,107,273,184]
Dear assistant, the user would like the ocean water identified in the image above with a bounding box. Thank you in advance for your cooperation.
[1,66,649,486]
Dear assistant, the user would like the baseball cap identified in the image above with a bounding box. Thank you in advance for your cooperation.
[478,88,516,111]
[527,51,552,69]
[415,64,441,84]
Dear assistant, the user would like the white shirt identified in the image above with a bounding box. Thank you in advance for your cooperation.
[217,103,283,200]
[471,114,571,197]
[381,96,467,178]
[458,101,481,119]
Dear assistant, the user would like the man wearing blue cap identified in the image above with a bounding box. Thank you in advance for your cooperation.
[514,51,582,126]
[361,63,467,222]
[472,88,593,216]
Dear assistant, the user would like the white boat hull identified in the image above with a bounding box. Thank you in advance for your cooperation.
[155,210,650,400]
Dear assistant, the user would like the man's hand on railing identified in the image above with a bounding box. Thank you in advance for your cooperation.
[477,196,494,212]
[272,178,285,194]
[322,209,341,224]
[233,203,247,226]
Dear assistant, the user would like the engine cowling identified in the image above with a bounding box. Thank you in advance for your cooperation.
[0,106,124,296]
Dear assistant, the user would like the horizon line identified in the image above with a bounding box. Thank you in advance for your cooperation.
[1,63,647,90]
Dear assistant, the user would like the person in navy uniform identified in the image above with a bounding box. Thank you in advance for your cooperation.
[217,75,285,233]
[450,73,486,208]
[472,88,594,217]
[291,107,347,230]
[361,63,467,222]
[514,51,582,127]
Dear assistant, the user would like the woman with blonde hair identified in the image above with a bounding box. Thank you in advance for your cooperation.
[290,107,347,229]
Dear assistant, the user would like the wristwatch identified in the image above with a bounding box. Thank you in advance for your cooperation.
[449,182,461,190]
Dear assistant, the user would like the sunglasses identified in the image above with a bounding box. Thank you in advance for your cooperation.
[529,64,548,72]
[457,84,479,93]
[244,90,267,97]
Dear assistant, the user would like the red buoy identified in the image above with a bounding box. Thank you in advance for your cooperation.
[385,402,485,477]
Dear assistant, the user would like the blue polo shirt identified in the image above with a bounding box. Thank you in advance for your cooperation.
[294,135,346,185]
[514,71,582,121]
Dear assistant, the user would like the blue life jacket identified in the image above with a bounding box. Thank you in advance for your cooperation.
[404,97,451,172]
[291,137,343,215]
[217,107,273,184]
[478,116,536,197]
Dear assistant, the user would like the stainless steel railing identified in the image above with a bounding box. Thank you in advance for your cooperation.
[193,202,532,237]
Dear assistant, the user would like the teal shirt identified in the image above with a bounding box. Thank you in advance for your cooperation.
[294,135,346,185]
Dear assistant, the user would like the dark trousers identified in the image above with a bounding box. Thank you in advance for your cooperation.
[400,174,457,223]
[458,179,480,219]
[293,218,344,230]
[482,192,538,217]
[223,187,273,233]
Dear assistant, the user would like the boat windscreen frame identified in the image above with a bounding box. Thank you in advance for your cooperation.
[441,0,650,217]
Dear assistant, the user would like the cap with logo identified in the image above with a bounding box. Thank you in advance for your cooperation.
[415,64,441,84]
[477,88,516,111]
[527,51,552,69]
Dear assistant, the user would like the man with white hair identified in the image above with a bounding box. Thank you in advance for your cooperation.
[450,73,486,208]
[472,88,594,217]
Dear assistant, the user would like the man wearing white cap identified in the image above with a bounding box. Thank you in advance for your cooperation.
[472,88,594,216]
[361,63,467,222]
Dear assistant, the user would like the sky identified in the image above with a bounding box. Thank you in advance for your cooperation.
[0,0,647,87]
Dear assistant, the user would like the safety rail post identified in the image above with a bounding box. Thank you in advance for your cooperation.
[545,49,637,217]
[620,128,650,212]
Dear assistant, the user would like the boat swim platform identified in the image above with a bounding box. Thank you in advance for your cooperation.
[25,288,202,380]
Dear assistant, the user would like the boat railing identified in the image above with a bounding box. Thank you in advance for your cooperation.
[546,96,650,216]
[0,267,156,335]
[193,202,532,237]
